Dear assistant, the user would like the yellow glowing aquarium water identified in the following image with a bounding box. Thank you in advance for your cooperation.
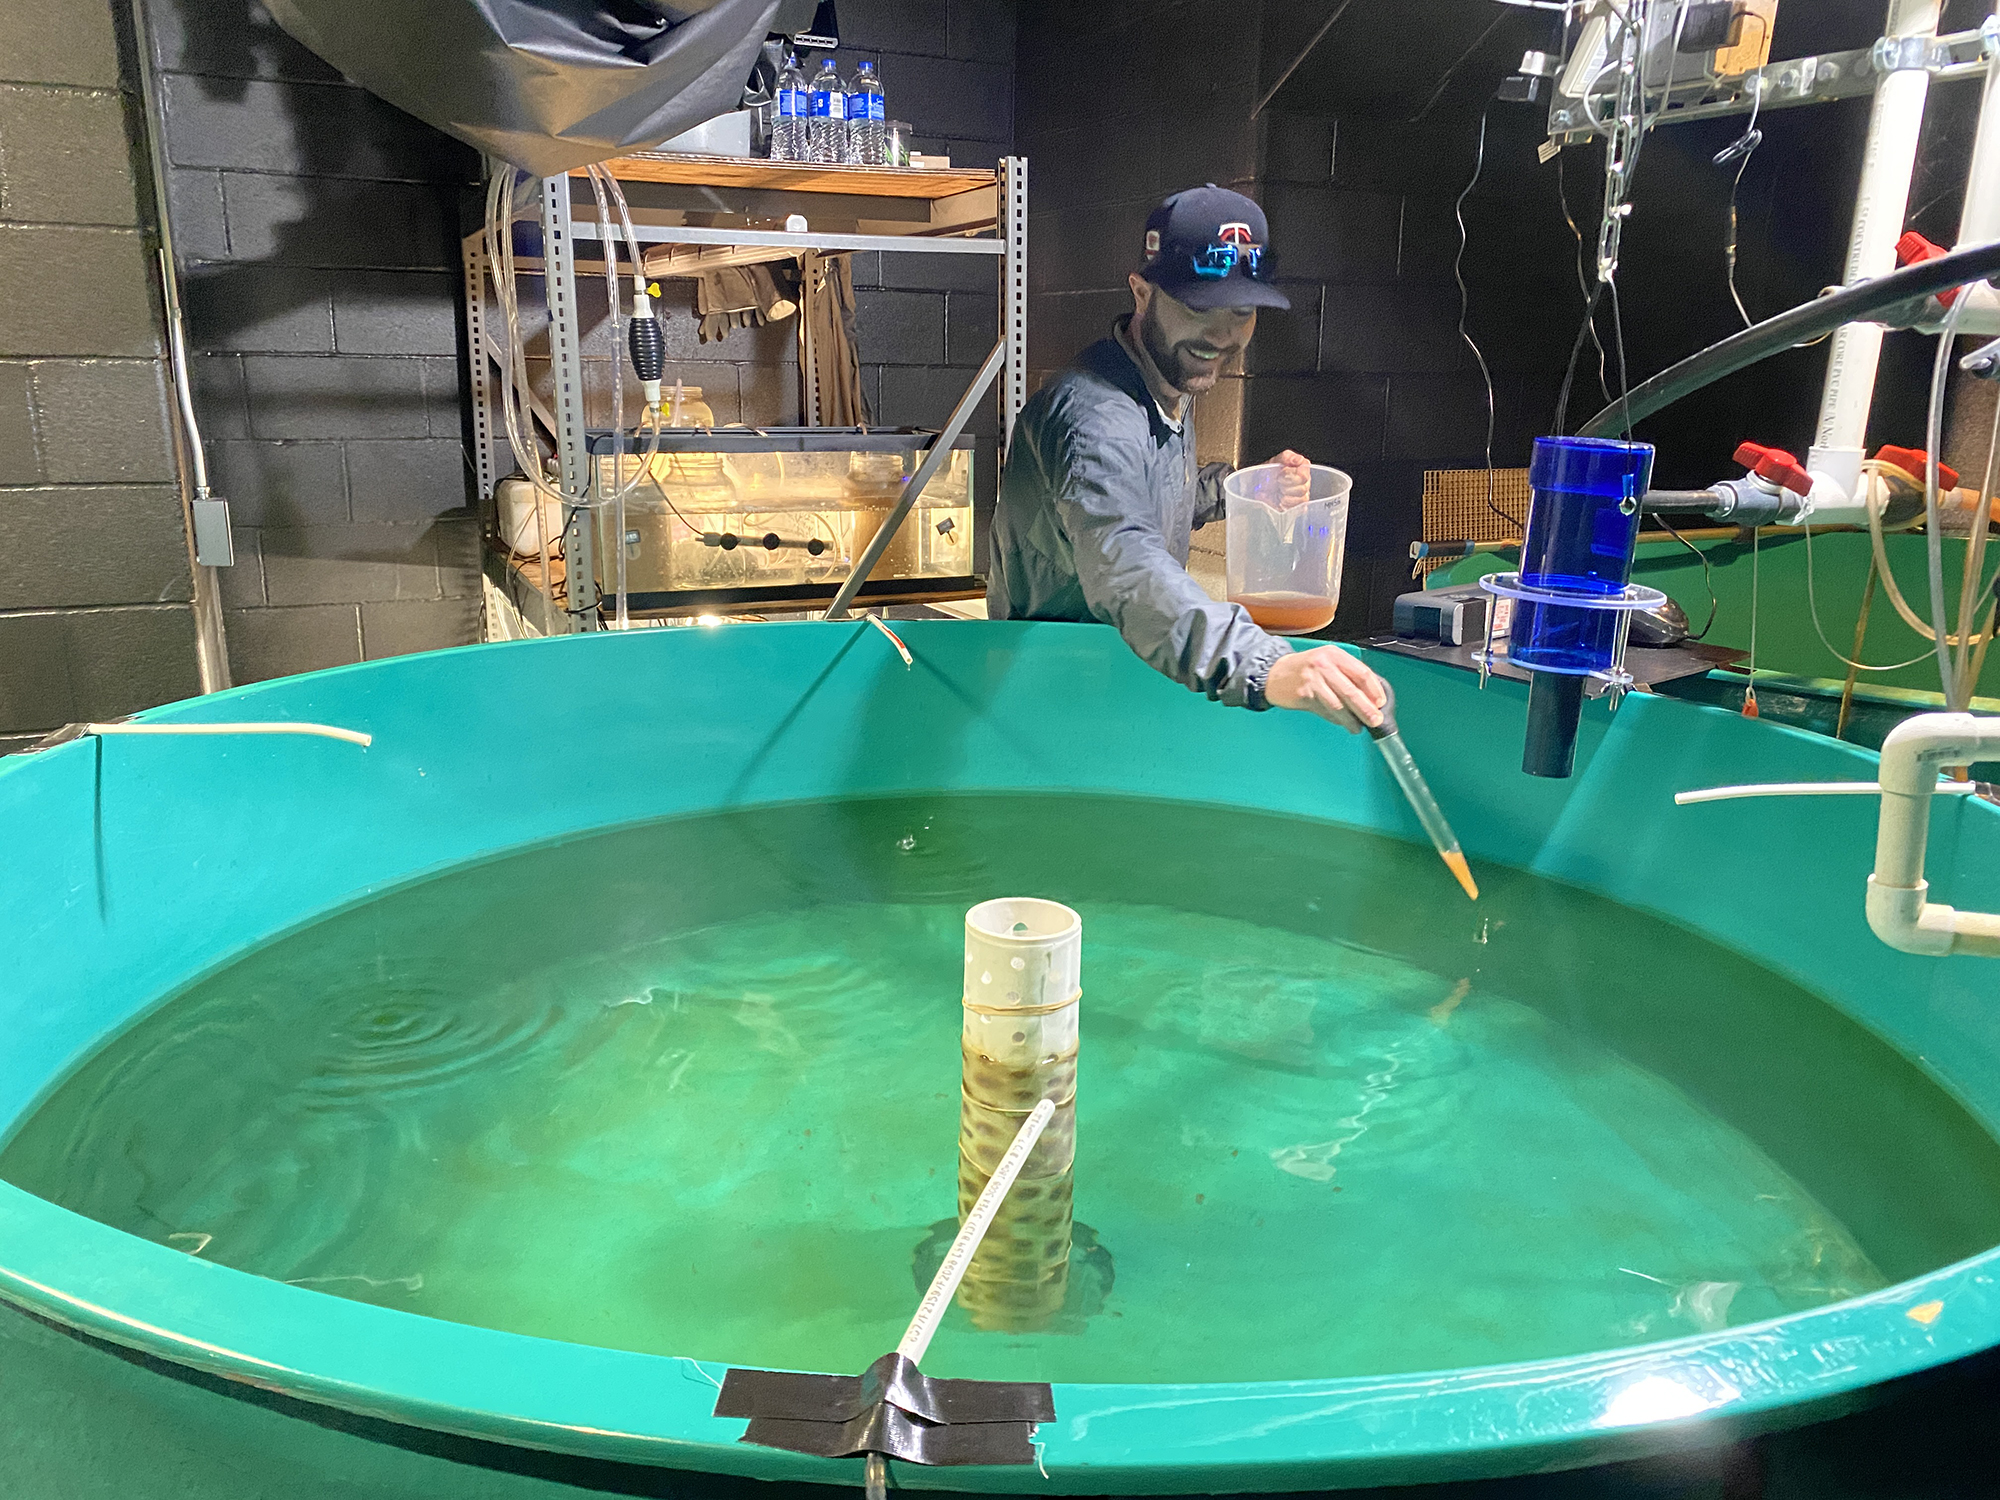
[6,792,2000,1388]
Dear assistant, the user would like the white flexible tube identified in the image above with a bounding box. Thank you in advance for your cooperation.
[896,1098,1055,1366]
[83,722,372,747]
[1675,780,1986,805]
[1867,711,2000,957]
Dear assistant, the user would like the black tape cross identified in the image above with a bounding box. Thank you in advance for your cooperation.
[714,1352,1054,1466]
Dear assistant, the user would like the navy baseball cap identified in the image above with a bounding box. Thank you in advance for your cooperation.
[1139,184,1290,311]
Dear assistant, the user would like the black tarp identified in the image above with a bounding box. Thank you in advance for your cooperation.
[260,0,819,176]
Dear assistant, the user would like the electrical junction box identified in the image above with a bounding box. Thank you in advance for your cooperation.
[1394,584,1503,646]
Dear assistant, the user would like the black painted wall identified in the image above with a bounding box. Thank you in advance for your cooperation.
[1015,0,1262,464]
[0,0,196,749]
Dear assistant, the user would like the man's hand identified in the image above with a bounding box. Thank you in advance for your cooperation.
[1265,645,1387,732]
[1265,449,1313,507]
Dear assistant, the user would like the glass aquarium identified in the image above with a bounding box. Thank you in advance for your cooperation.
[588,428,976,611]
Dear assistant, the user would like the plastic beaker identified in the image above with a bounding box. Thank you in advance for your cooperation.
[1223,463,1351,635]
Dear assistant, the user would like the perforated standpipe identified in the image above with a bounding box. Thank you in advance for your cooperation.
[957,898,1080,1332]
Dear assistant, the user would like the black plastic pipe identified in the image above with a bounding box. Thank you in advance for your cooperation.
[1578,240,2000,439]
[1641,488,1727,512]
[1523,672,1586,779]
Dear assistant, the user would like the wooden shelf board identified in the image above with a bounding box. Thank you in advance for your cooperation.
[584,153,995,201]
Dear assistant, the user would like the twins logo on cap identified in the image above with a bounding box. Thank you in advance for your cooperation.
[1145,229,1161,255]
[1217,222,1257,248]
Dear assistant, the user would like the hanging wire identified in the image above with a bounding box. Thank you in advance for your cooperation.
[1743,519,1761,715]
[1712,15,1769,329]
[1653,514,1719,638]
[1607,277,1634,438]
[1454,103,1521,530]
[1409,9,1515,123]
[1555,152,1612,412]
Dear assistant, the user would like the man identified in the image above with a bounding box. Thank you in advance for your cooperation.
[987,185,1387,732]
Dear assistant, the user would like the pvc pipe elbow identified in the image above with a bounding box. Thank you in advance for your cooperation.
[1880,712,1994,792]
[1867,880,2000,959]
[1866,877,1957,956]
[1868,712,2000,959]
[1800,450,1864,523]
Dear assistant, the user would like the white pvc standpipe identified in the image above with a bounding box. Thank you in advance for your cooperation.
[1867,712,2000,956]
[963,897,1082,1024]
[1809,0,1943,519]
[957,897,1081,1327]
[1955,9,2000,250]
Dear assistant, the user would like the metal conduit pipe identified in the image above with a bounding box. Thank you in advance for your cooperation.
[1868,712,2000,956]
[1578,239,2000,439]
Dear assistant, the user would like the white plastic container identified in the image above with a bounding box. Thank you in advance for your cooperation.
[496,475,565,557]
[1223,462,1352,635]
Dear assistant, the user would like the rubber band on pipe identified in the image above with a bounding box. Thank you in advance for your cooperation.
[1675,780,1986,806]
[84,722,372,748]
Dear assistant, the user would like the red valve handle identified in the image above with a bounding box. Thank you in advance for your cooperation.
[1874,444,1962,491]
[1897,230,1962,306]
[1733,440,1813,497]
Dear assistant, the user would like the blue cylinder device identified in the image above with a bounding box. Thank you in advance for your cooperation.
[1510,436,1654,779]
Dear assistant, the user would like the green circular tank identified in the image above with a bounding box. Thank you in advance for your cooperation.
[2,621,1998,1495]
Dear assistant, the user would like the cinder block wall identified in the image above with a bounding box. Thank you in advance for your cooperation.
[146,0,482,682]
[152,0,1012,665]
[0,0,197,750]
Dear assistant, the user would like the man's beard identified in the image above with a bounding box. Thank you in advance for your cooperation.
[1137,304,1229,393]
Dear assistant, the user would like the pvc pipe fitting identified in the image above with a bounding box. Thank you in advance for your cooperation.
[1867,712,2000,958]
[963,897,1080,1016]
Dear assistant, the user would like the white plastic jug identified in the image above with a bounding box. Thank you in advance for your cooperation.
[1222,462,1351,635]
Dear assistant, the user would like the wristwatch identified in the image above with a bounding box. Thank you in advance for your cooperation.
[1245,658,1273,711]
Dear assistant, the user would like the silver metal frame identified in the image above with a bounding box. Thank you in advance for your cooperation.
[1546,20,1995,142]
[462,243,498,507]
[539,173,597,627]
[1000,156,1029,453]
[466,158,1028,629]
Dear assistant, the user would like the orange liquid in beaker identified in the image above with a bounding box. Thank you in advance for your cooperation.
[1230,591,1337,635]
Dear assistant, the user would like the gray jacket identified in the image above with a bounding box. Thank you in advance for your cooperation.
[986,330,1287,708]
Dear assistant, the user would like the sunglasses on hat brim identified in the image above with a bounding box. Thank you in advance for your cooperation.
[1189,241,1267,279]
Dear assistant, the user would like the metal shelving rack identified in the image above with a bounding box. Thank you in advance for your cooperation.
[463,154,1028,632]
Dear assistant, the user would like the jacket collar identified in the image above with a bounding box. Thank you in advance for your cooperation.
[1081,321,1185,442]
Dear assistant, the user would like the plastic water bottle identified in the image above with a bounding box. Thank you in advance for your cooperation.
[771,53,808,162]
[808,59,846,164]
[846,61,886,166]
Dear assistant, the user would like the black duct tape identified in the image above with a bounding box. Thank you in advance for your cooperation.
[740,1406,1039,1465]
[715,1352,1054,1466]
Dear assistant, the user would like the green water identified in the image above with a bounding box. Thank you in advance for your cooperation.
[8,793,2000,1386]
